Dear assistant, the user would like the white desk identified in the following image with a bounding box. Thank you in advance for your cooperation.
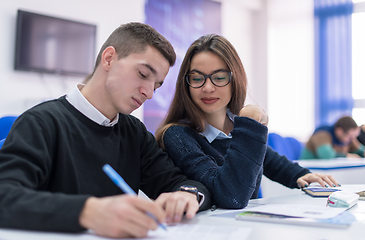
[296,158,365,171]
[1,186,365,240]
[196,191,365,240]
[261,158,365,198]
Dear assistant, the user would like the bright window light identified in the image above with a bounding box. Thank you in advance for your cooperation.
[352,108,365,125]
[352,12,365,125]
[352,13,365,99]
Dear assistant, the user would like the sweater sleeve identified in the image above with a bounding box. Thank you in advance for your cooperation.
[163,117,268,209]
[263,146,311,188]
[0,112,89,232]
[135,120,212,211]
[353,144,365,157]
[317,144,337,159]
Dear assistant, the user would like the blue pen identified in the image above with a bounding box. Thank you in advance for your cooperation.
[102,164,167,231]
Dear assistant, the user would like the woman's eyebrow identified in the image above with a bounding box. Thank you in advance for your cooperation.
[189,68,227,74]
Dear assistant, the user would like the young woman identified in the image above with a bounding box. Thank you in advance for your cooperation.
[155,34,339,209]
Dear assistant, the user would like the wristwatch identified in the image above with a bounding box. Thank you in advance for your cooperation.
[178,185,205,207]
[178,185,198,199]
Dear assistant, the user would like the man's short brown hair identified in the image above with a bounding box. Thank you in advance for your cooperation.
[334,116,358,132]
[91,22,176,76]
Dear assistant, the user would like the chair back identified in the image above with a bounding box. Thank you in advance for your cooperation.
[268,133,303,160]
[0,116,18,140]
[285,137,303,160]
[267,133,287,156]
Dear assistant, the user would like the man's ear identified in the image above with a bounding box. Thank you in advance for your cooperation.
[101,46,117,71]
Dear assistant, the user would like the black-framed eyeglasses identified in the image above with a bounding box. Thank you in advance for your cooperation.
[185,70,232,88]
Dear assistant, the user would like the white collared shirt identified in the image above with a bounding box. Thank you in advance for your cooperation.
[66,84,118,127]
[200,109,235,143]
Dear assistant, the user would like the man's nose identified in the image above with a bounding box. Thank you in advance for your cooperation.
[141,82,154,99]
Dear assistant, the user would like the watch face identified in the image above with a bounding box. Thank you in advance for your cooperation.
[179,185,201,202]
[179,185,198,198]
[180,185,198,192]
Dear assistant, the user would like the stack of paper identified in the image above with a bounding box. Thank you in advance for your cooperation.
[233,203,356,228]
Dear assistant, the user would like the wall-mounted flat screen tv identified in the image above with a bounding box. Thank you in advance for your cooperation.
[14,10,96,76]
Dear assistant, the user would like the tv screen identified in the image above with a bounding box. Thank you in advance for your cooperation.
[14,10,96,76]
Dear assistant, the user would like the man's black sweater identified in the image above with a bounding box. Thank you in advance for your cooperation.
[0,96,211,232]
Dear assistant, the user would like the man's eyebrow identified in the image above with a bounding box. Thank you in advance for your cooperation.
[142,63,156,74]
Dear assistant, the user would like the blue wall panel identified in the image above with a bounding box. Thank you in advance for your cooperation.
[144,0,221,133]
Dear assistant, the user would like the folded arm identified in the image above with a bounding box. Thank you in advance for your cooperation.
[163,117,268,209]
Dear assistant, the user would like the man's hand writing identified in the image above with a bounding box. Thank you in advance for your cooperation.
[79,195,165,238]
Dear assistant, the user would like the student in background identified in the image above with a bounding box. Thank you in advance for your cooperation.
[0,22,211,238]
[358,124,365,145]
[155,34,339,209]
[300,116,364,160]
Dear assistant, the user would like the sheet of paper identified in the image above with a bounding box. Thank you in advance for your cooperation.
[0,224,252,240]
[147,224,251,240]
[233,203,345,219]
[81,224,252,240]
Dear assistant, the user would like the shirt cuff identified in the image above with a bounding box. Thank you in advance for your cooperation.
[198,192,205,207]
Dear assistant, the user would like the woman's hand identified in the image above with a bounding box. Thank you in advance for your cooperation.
[297,173,340,188]
[239,105,268,126]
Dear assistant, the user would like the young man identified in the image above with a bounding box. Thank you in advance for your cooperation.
[300,116,364,159]
[0,22,211,238]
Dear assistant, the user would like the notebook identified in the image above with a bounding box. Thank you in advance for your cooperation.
[302,184,365,198]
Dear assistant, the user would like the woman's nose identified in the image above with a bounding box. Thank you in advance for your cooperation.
[202,78,215,92]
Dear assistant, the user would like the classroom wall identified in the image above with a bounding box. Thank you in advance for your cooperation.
[221,0,314,142]
[221,0,268,111]
[268,0,314,141]
[266,0,315,142]
[0,0,314,142]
